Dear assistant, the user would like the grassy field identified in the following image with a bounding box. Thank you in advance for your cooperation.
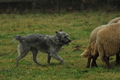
[0,11,120,80]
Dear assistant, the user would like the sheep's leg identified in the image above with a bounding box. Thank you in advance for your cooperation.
[91,53,99,67]
[86,54,92,68]
[116,54,120,64]
[104,56,112,69]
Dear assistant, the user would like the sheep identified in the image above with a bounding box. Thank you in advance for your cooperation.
[81,25,106,68]
[108,17,120,63]
[81,17,120,68]
[96,23,120,68]
[108,17,120,24]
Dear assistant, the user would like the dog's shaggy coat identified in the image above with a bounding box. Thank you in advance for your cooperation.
[14,30,71,67]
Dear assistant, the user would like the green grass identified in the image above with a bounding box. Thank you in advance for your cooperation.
[0,11,120,80]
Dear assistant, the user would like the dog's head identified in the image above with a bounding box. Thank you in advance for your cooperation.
[55,30,71,45]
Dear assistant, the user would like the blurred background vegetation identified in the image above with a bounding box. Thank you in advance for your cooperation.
[0,0,120,13]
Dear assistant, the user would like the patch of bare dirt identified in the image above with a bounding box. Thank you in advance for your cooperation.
[72,45,86,52]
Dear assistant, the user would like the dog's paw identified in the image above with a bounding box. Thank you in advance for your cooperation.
[61,62,67,65]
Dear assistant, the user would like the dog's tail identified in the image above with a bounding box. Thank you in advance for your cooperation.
[13,35,23,43]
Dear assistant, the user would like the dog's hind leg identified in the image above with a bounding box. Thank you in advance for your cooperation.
[31,48,42,66]
[16,52,28,67]
[16,44,29,67]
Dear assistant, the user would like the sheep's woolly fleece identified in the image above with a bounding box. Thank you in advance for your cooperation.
[96,23,120,61]
[81,17,120,58]
[108,17,120,24]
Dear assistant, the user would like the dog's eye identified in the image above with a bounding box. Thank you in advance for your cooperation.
[64,36,67,38]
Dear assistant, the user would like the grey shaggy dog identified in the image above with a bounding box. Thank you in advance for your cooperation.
[14,30,71,67]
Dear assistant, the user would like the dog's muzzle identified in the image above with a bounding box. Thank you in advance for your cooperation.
[65,39,71,45]
[68,39,71,43]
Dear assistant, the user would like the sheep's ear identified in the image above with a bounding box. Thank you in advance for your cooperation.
[60,30,63,32]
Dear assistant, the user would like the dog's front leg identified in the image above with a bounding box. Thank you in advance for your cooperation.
[50,53,66,65]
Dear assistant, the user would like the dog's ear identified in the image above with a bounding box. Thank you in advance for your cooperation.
[55,31,61,36]
[60,30,63,32]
